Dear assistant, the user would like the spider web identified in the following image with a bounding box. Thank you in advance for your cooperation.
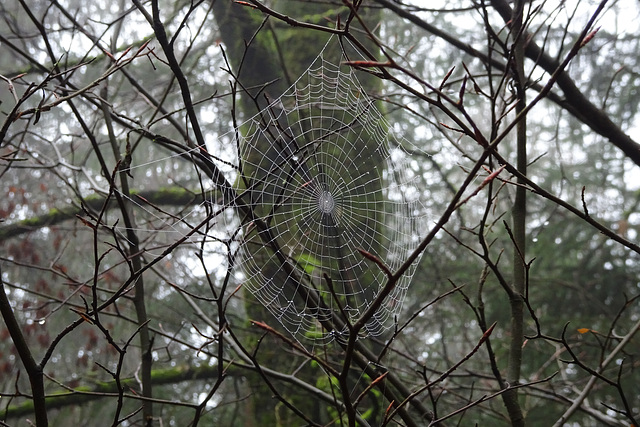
[227,40,428,344]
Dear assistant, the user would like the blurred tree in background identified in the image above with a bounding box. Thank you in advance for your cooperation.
[0,1,639,426]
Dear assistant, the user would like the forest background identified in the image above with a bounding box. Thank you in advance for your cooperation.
[0,0,639,426]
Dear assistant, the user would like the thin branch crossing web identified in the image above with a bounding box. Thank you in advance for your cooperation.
[227,41,428,344]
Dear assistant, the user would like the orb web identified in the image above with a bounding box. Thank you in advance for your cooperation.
[230,39,428,344]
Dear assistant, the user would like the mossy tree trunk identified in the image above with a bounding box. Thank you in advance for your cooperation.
[212,1,383,424]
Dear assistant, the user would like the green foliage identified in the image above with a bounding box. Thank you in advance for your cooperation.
[296,253,322,275]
